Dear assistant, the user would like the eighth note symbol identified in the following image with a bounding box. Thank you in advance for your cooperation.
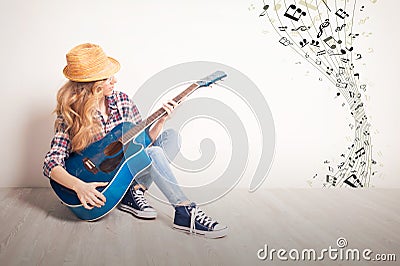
[259,5,269,17]
[284,5,306,22]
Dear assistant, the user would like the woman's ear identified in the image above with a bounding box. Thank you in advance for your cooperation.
[92,81,104,95]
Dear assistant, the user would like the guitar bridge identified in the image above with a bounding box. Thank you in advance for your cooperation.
[83,158,99,174]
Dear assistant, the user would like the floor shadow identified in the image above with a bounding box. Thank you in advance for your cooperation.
[16,188,80,222]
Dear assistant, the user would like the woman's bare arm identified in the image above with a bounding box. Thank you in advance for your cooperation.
[50,165,108,210]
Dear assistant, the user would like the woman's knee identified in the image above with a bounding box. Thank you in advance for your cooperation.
[147,146,164,156]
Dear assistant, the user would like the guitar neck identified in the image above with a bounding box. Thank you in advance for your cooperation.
[120,83,200,145]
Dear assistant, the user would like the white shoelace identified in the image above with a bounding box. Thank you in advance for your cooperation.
[189,206,218,234]
[133,190,150,210]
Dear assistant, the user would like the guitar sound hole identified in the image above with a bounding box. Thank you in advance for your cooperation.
[99,152,125,173]
[104,141,123,156]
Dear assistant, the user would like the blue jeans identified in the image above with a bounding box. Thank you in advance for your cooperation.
[133,129,189,206]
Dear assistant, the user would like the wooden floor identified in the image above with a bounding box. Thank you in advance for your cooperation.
[0,188,399,266]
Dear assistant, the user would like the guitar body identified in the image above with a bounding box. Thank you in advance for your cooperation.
[50,122,152,221]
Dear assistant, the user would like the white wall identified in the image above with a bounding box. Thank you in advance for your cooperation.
[0,0,398,188]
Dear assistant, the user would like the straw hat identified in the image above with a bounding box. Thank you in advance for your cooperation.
[63,43,120,82]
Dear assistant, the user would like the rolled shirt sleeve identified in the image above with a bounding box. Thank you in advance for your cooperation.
[43,122,71,178]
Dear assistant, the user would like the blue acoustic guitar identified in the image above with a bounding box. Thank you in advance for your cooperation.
[50,71,227,221]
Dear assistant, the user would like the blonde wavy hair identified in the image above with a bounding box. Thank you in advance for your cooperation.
[54,80,106,152]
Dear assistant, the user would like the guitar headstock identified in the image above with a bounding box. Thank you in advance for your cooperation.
[197,71,227,87]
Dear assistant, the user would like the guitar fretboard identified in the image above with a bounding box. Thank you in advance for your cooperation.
[120,83,200,145]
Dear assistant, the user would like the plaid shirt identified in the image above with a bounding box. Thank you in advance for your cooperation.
[43,91,143,178]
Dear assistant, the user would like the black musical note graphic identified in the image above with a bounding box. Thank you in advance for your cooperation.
[299,38,309,48]
[256,0,378,189]
[326,175,337,186]
[278,26,288,31]
[284,5,306,21]
[354,147,366,160]
[335,8,349,19]
[323,36,342,49]
[338,66,345,75]
[317,19,330,38]
[329,49,346,56]
[344,174,363,188]
[349,33,360,39]
[335,23,346,32]
[348,157,356,168]
[291,25,310,31]
[336,82,348,89]
[259,5,269,17]
[310,40,320,47]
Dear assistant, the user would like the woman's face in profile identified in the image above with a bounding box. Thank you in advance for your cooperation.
[103,76,117,96]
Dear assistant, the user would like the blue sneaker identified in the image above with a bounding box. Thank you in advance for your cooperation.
[119,186,157,219]
[173,203,228,238]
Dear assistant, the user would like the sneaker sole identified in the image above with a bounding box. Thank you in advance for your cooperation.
[172,224,228,239]
[119,204,157,219]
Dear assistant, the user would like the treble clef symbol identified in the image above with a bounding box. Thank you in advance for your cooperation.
[317,19,330,38]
